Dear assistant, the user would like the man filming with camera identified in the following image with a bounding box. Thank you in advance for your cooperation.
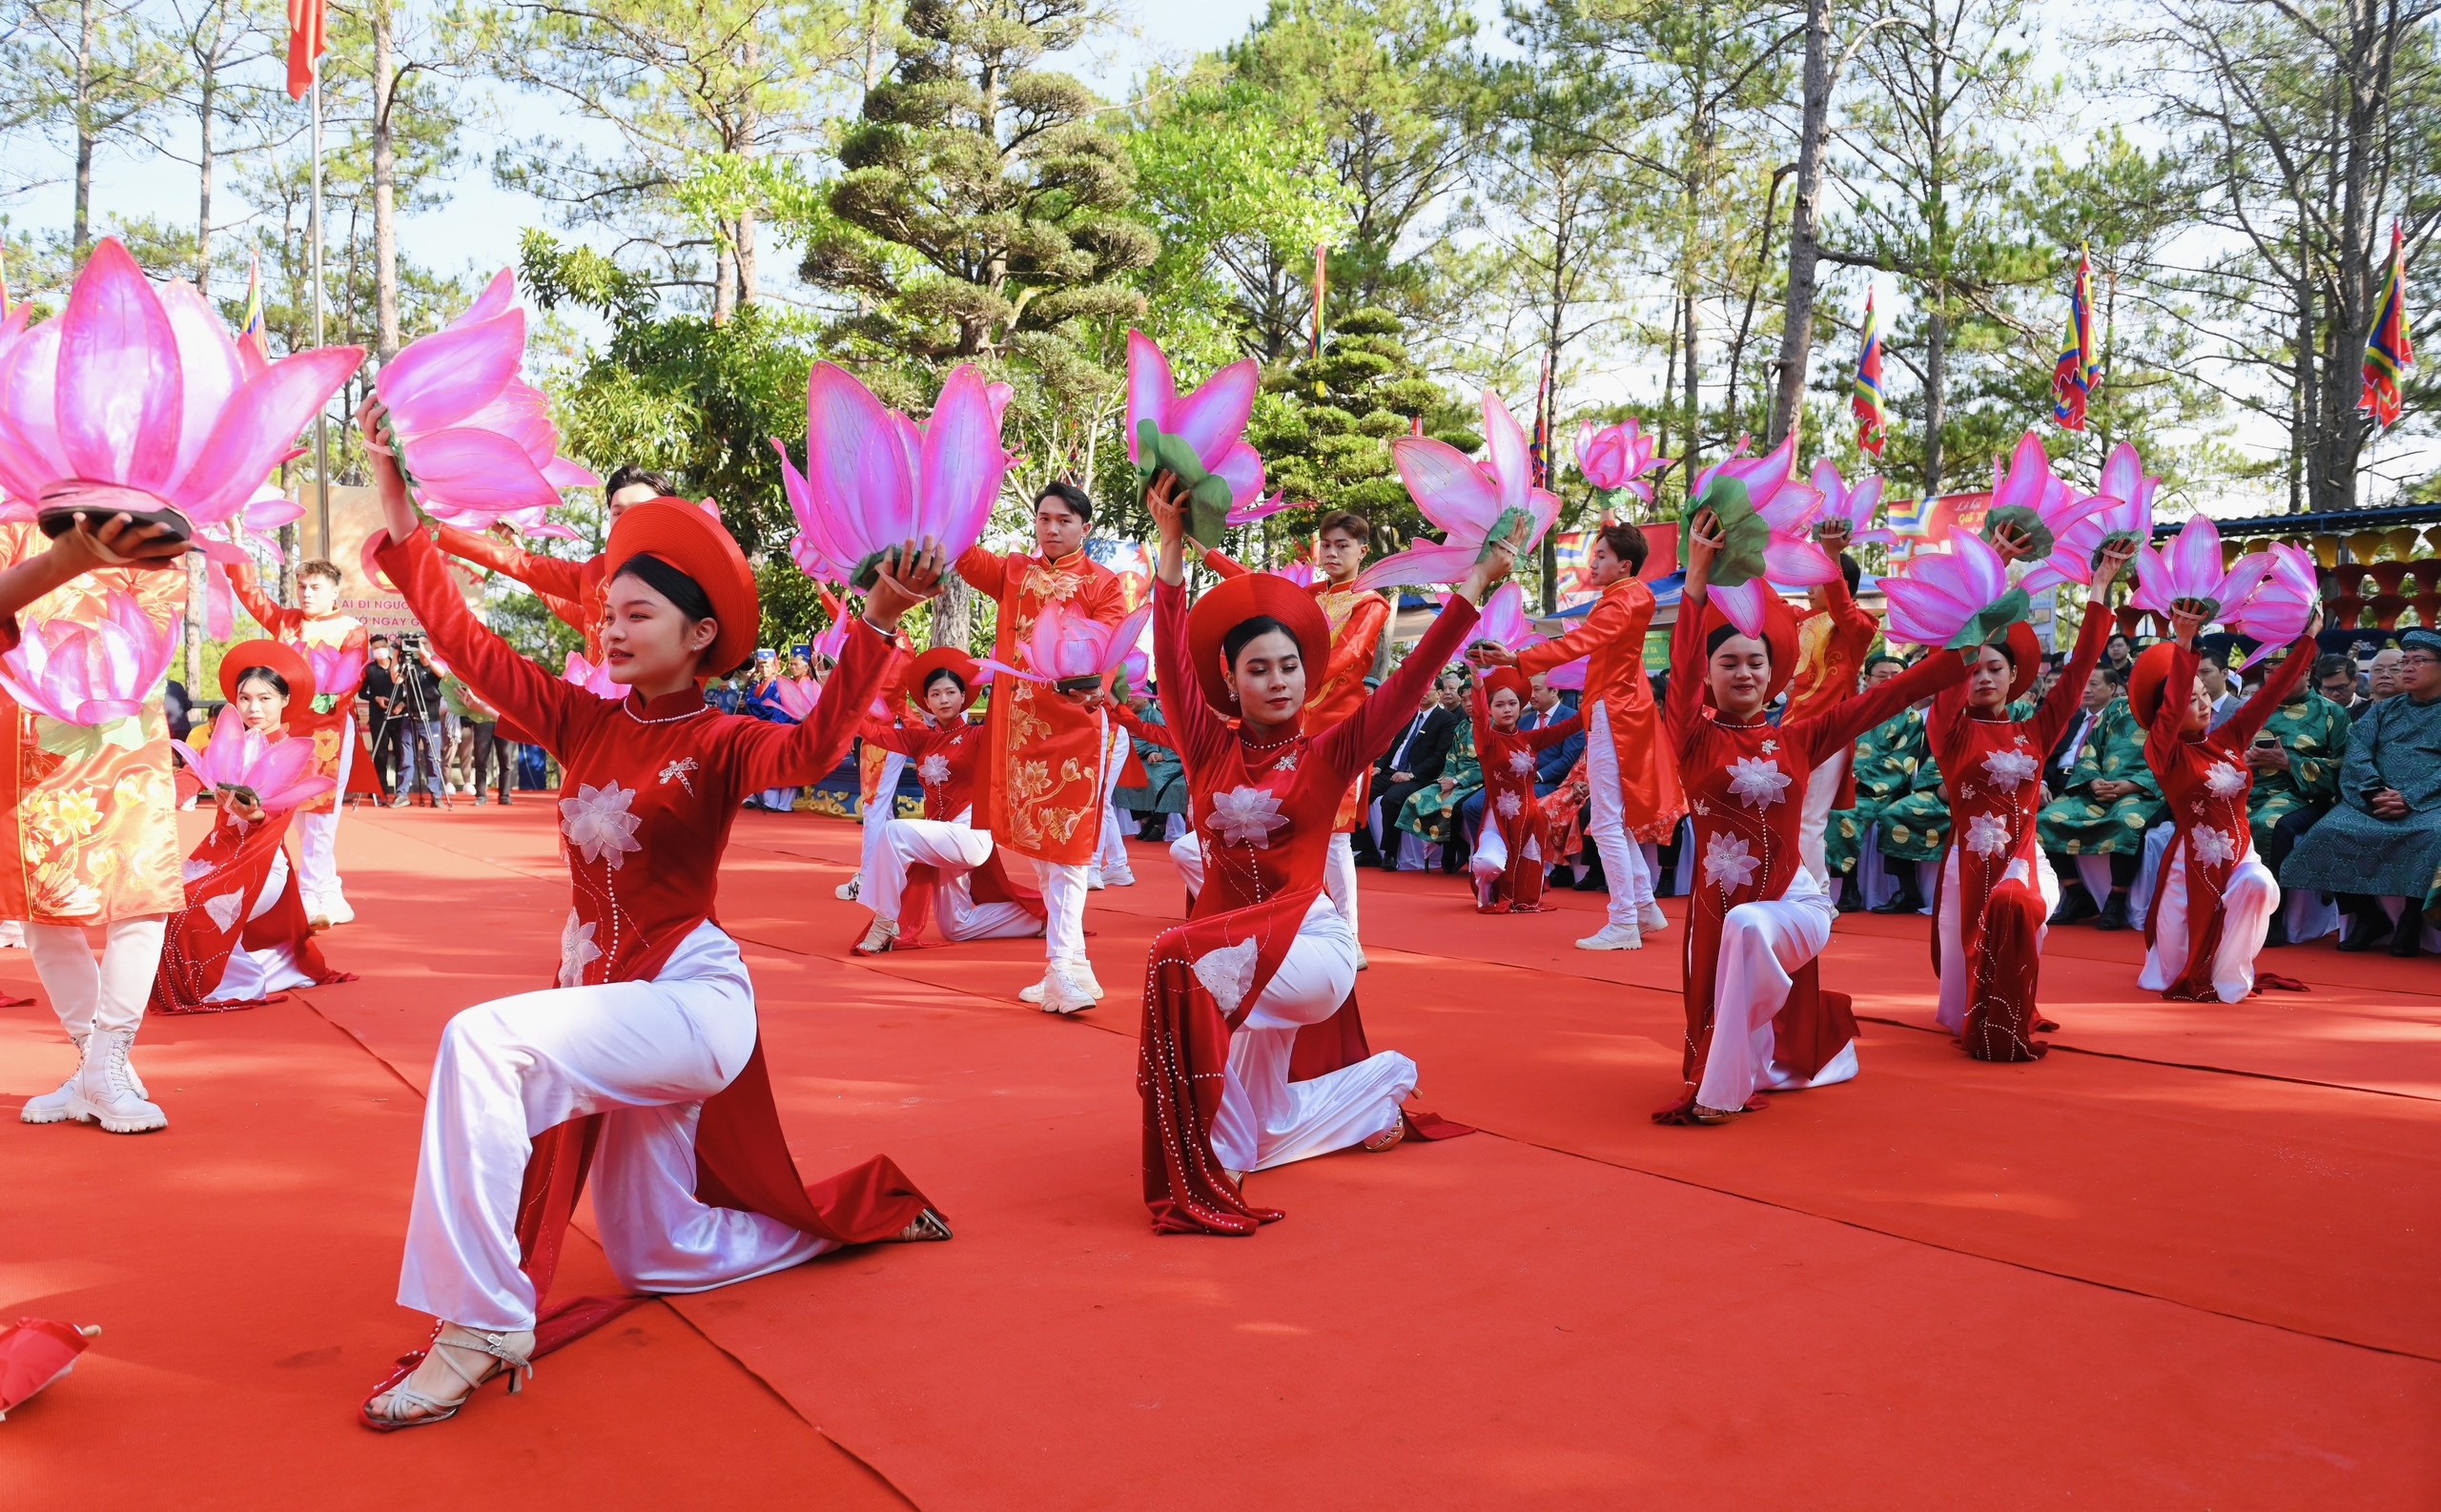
[378,633,450,808]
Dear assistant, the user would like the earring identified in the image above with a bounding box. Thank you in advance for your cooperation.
[1228,687,1240,703]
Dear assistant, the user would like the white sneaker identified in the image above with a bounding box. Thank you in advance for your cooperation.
[853,917,898,955]
[835,877,861,902]
[1019,977,1048,1005]
[1038,962,1098,1015]
[1103,867,1137,888]
[1087,867,1106,890]
[1638,902,1669,934]
[70,1028,166,1134]
[1575,922,1644,951]
[323,893,356,927]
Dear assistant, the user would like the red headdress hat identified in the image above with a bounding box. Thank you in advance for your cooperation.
[605,497,761,677]
[905,646,983,712]
[1697,594,1801,706]
[217,638,318,730]
[1482,665,1531,705]
[1185,571,1331,715]
[2126,642,2181,727]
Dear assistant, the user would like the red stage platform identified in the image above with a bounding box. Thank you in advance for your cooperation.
[4,805,2434,1507]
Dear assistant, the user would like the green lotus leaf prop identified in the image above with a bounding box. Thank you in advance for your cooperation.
[1943,584,2034,651]
[1981,504,2055,562]
[1476,504,1537,565]
[1682,476,1770,589]
[1135,419,1236,548]
[2089,529,2144,570]
[848,544,905,591]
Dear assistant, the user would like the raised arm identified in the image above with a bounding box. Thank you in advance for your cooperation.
[376,528,582,755]
[431,521,592,605]
[1200,547,1248,581]
[733,619,900,789]
[227,562,303,640]
[2218,632,2320,751]
[1664,595,1708,756]
[1151,575,1232,766]
[2144,644,2199,774]
[1516,587,1639,679]
[954,544,1007,601]
[1798,647,1969,766]
[1315,594,1479,777]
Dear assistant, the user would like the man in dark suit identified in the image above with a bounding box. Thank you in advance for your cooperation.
[1364,672,1466,869]
[2047,661,2116,789]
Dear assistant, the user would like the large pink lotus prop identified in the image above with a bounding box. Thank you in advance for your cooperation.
[1124,331,1263,510]
[2020,440,2161,595]
[1472,582,1544,654]
[173,705,333,813]
[1361,390,1561,592]
[0,238,362,559]
[984,600,1155,690]
[1686,431,1836,638]
[1576,419,1670,501]
[771,676,819,721]
[2225,543,2319,665]
[1810,459,1886,541]
[1981,431,2106,563]
[1226,490,1294,527]
[564,650,621,700]
[0,589,176,751]
[307,644,366,701]
[371,270,598,536]
[777,361,1008,587]
[2130,515,2270,624]
[1880,532,2030,650]
[1269,559,1318,589]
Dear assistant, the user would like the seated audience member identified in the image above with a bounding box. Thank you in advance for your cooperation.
[2317,651,2371,721]
[2039,661,2164,930]
[2280,629,2441,955]
[2244,648,2355,944]
[2366,645,2405,708]
[1397,674,1481,873]
[1365,676,1464,869]
[1825,654,1920,911]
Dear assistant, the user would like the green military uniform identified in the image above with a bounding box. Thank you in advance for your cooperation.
[1827,708,1928,874]
[1398,719,1480,845]
[2035,695,2164,855]
[1874,697,2037,864]
[2247,690,2350,831]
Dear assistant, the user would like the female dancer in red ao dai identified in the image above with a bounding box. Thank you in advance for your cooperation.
[1137,478,1509,1235]
[353,398,950,1431]
[2133,602,2323,1002]
[1465,665,1582,912]
[1658,508,1970,1125]
[1924,538,2134,1060]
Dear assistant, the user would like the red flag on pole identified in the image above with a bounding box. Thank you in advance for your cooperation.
[1852,289,1888,458]
[287,0,326,101]
[2362,220,2413,430]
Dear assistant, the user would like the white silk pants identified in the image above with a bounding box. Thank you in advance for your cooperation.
[1095,722,1134,880]
[28,916,168,1037]
[1468,820,1542,906]
[1798,748,1848,884]
[856,749,909,890]
[1172,830,1205,894]
[1933,847,2060,1033]
[1209,896,1413,1173]
[1696,869,1859,1112]
[1323,830,1360,936]
[866,815,1039,942]
[1586,705,1655,927]
[1011,856,1090,968]
[296,715,351,910]
[2137,839,2278,1003]
[398,923,830,1332]
[209,849,314,1003]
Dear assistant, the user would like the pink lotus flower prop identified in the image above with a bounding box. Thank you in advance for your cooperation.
[1472,582,1544,654]
[0,589,175,744]
[1227,490,1294,527]
[983,600,1155,689]
[1360,390,1562,592]
[1124,331,1263,510]
[1981,431,2106,562]
[771,676,819,721]
[172,705,333,813]
[1810,460,1886,541]
[2020,441,2160,594]
[777,361,1009,586]
[2223,543,2319,667]
[372,270,598,536]
[1269,560,1318,589]
[307,644,366,700]
[1880,532,2031,650]
[2130,515,2268,623]
[564,650,621,700]
[0,238,362,558]
[1686,431,1836,638]
[1575,419,1670,501]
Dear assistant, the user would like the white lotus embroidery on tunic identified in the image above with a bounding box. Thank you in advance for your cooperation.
[202,890,244,932]
[2190,826,2238,868]
[560,781,645,868]
[1508,749,1534,775]
[1495,791,1523,819]
[1192,936,1262,1015]
[1704,832,1760,890]
[1980,749,2040,790]
[918,753,953,787]
[1209,785,1290,848]
[1965,812,2013,858]
[1726,756,1792,811]
[559,910,603,989]
[2204,762,2246,799]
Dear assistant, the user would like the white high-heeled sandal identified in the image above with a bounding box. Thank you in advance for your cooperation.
[359,1323,535,1432]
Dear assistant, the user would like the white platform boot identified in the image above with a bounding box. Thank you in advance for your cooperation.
[68,1028,167,1134]
[21,1032,149,1124]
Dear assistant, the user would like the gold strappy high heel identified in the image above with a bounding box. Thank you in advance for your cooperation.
[359,1323,536,1432]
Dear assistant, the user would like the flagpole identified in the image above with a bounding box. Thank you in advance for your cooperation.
[310,69,330,560]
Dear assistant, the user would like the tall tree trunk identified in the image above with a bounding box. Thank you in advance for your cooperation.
[372,0,400,361]
[932,576,972,652]
[1922,300,1948,498]
[1769,0,1834,445]
[72,0,97,255]
[2290,269,2312,513]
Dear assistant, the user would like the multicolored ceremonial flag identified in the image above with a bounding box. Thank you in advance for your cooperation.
[2051,245,2098,431]
[238,253,268,363]
[286,0,326,100]
[2363,220,2413,430]
[1528,350,1552,490]
[1852,288,1888,458]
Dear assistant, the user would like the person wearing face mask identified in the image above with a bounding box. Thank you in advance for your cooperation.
[1920,539,2133,1060]
[1133,476,1500,1235]
[152,643,356,1011]
[1473,522,1684,951]
[953,480,1130,1014]
[229,557,376,927]
[352,398,953,1432]
[851,649,1046,953]
[1653,507,1969,1126]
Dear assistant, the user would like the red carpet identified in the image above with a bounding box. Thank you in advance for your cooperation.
[4,803,2435,1507]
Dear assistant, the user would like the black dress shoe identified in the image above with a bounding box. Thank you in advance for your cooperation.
[1835,880,1864,913]
[1870,887,1923,915]
[2338,913,2394,952]
[2390,919,2423,957]
[2049,889,2100,927]
[2095,892,2131,931]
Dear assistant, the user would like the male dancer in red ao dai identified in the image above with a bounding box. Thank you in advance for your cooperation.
[1923,537,2134,1059]
[354,399,950,1431]
[1657,507,1970,1125]
[2132,601,2323,1001]
[1464,665,1582,911]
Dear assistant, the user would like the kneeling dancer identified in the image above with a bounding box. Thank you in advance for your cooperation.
[1465,666,1581,911]
[153,642,355,1011]
[1137,479,1499,1235]
[853,647,1046,954]
[1657,508,1968,1125]
[2133,601,2323,1002]
[356,399,949,1431]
